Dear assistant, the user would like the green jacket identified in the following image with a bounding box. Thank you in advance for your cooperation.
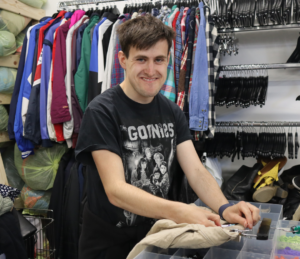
[75,14,100,112]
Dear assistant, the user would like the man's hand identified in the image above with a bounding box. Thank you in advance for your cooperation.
[174,204,222,227]
[222,201,261,229]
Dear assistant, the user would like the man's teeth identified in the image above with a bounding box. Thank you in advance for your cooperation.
[142,78,156,81]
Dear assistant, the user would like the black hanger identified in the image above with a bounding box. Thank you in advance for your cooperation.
[287,33,300,63]
[295,126,299,159]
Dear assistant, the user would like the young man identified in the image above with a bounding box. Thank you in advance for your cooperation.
[75,15,260,259]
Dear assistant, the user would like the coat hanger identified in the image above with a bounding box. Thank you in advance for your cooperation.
[295,125,299,159]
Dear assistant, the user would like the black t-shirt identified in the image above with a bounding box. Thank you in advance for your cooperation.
[75,85,192,227]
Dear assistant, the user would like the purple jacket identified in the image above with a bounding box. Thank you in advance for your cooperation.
[51,20,71,124]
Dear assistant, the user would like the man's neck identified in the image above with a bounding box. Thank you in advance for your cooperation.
[120,81,154,104]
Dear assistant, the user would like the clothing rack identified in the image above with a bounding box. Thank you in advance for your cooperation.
[58,0,125,9]
[216,121,300,127]
[218,24,300,33]
[219,63,300,71]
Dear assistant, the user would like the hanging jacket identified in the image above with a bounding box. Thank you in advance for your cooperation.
[102,17,122,92]
[110,14,131,88]
[41,22,61,142]
[74,13,100,112]
[88,15,108,101]
[21,24,41,133]
[47,149,73,258]
[75,22,88,71]
[69,10,85,29]
[71,18,88,135]
[24,11,66,147]
[64,15,88,147]
[97,13,118,94]
[189,2,209,132]
[14,18,51,158]
[8,32,27,140]
[50,19,68,143]
[47,150,82,259]
[51,20,71,125]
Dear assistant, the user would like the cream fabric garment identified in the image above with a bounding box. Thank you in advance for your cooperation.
[127,206,243,259]
[98,19,113,89]
[102,19,121,91]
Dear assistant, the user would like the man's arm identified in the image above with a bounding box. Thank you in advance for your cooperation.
[177,140,260,228]
[92,150,221,226]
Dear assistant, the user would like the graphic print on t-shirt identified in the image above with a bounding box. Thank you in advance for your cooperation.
[119,122,176,226]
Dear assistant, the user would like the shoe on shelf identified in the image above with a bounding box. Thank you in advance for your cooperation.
[252,157,288,203]
[252,184,288,203]
[292,175,300,191]
[253,157,287,189]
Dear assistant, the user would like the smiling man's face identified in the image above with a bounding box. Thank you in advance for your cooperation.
[119,40,170,104]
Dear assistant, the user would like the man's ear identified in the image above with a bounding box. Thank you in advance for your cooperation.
[118,51,127,70]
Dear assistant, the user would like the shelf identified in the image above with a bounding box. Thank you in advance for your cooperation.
[0,94,12,105]
[216,121,300,127]
[0,131,10,143]
[218,23,300,33]
[0,54,20,68]
[219,63,300,71]
[0,0,45,21]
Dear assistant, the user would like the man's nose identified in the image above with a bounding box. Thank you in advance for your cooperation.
[144,61,155,76]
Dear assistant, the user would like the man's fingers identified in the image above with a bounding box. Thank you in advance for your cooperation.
[246,203,261,226]
[203,219,217,227]
[206,213,221,227]
[238,202,254,228]
[230,213,247,228]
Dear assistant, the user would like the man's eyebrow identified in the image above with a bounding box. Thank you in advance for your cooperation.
[155,55,168,59]
[133,55,168,59]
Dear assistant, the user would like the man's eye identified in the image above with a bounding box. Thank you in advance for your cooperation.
[137,59,145,62]
[156,59,163,63]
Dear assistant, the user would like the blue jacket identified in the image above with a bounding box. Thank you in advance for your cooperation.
[40,22,61,145]
[14,18,51,158]
[8,35,27,140]
[189,2,209,131]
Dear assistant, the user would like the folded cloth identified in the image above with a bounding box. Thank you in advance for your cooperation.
[0,184,20,202]
[0,196,13,216]
[127,205,243,259]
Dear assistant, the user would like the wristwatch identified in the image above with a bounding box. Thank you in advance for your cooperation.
[218,203,233,220]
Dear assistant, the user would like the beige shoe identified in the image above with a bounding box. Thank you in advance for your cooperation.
[252,185,288,203]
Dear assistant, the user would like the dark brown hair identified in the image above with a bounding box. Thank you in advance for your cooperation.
[117,15,176,58]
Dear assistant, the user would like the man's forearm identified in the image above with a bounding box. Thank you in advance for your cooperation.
[109,180,186,222]
[186,164,228,213]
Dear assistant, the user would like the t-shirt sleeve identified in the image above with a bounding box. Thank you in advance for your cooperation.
[174,105,192,145]
[75,106,121,166]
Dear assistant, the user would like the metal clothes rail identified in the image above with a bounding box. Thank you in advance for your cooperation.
[58,0,125,8]
[218,23,300,33]
[219,63,300,71]
[216,121,300,127]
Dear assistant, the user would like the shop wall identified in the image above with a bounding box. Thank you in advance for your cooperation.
[219,29,300,176]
